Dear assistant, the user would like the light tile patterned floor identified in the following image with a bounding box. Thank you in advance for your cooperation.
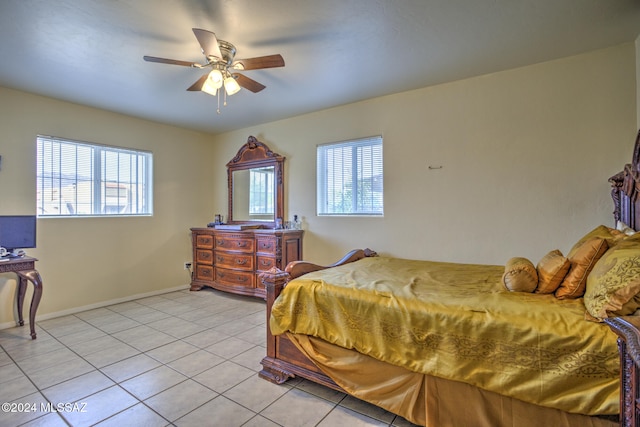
[0,289,418,426]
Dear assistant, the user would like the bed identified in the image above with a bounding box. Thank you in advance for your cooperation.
[259,131,640,427]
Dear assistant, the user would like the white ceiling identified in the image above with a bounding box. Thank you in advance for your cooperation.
[0,0,639,135]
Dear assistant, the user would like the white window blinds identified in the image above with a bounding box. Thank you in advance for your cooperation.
[37,136,153,216]
[317,136,383,216]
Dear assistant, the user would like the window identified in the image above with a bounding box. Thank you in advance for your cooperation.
[249,167,274,215]
[317,136,383,216]
[36,136,153,217]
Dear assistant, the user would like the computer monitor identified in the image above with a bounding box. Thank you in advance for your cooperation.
[0,215,37,255]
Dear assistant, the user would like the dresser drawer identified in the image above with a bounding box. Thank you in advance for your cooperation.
[196,249,213,265]
[215,236,254,252]
[195,234,214,249]
[196,264,214,281]
[256,237,277,254]
[215,268,254,288]
[256,256,275,271]
[214,252,254,271]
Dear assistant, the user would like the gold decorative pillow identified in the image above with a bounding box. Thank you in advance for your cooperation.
[567,225,623,258]
[535,250,570,294]
[584,233,640,320]
[556,237,608,299]
[502,257,538,293]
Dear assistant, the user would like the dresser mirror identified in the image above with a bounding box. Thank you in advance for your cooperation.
[227,136,284,228]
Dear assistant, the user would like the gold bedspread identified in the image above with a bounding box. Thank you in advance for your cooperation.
[269,256,620,415]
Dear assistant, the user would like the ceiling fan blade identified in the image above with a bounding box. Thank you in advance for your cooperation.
[232,54,285,70]
[232,73,266,93]
[192,28,223,60]
[187,75,209,91]
[143,55,200,67]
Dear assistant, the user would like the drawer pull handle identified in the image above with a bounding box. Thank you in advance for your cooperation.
[216,240,225,245]
[236,259,248,265]
[216,256,224,262]
[237,275,248,282]
[237,241,248,247]
[261,260,271,266]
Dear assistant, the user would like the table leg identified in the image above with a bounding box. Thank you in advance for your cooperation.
[17,276,27,326]
[16,270,43,339]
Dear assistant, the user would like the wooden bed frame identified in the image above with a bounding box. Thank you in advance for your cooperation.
[259,130,640,426]
[605,129,640,427]
[259,248,378,390]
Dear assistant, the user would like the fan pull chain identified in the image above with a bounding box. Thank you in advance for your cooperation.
[217,91,221,114]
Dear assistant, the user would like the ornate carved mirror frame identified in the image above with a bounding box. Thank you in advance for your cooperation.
[227,136,284,229]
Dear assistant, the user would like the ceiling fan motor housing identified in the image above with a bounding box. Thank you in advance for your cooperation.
[216,40,237,66]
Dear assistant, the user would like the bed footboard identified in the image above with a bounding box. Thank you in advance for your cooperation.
[258,248,377,387]
[284,248,377,279]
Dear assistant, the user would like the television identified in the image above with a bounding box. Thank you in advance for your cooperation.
[0,215,37,256]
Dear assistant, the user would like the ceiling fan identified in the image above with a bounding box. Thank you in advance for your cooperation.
[143,28,285,111]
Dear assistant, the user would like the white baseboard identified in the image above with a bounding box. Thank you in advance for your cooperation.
[0,284,190,331]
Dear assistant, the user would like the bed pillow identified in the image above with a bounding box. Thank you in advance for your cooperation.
[617,220,637,236]
[567,225,622,257]
[502,257,538,293]
[535,250,570,294]
[555,237,608,299]
[584,233,640,320]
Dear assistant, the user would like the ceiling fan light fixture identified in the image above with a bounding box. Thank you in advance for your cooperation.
[201,78,218,96]
[207,69,223,89]
[224,75,241,95]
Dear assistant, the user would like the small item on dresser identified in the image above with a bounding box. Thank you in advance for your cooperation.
[208,214,224,227]
[214,224,262,230]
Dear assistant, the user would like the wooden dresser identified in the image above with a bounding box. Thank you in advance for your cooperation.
[190,227,303,298]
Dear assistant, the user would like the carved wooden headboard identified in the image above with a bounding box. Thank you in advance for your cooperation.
[610,129,640,230]
[606,129,640,427]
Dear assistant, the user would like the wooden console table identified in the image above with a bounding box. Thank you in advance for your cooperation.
[0,256,43,339]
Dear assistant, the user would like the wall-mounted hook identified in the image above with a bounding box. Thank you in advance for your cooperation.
[428,165,443,170]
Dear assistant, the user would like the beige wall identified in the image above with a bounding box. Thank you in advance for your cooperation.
[212,43,637,266]
[0,87,215,327]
